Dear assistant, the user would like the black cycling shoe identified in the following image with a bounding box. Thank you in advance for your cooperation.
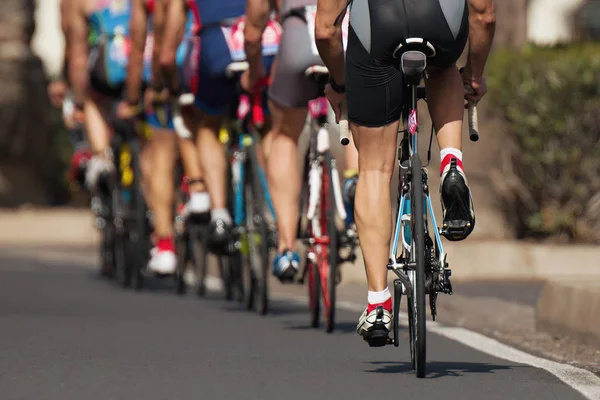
[208,219,233,253]
[440,158,475,241]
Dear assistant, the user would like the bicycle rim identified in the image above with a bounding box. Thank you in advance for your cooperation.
[324,153,338,333]
[411,153,427,378]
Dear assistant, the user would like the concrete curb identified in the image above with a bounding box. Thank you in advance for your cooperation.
[2,208,600,282]
[536,279,600,346]
[340,240,600,284]
[0,208,99,246]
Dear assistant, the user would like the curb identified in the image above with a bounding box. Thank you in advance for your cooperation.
[0,208,99,247]
[536,279,600,346]
[340,240,600,284]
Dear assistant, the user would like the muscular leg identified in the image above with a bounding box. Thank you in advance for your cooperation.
[195,112,227,211]
[83,93,115,190]
[84,94,111,154]
[426,65,475,240]
[425,66,463,150]
[266,100,308,253]
[147,128,176,238]
[352,122,398,292]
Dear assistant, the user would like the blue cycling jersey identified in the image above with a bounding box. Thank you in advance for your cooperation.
[189,0,246,27]
[88,0,132,90]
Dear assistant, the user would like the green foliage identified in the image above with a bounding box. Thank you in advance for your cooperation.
[487,43,600,243]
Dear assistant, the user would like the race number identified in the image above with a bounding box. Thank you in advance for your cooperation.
[306,5,349,56]
[222,16,282,62]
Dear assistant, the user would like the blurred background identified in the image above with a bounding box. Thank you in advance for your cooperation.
[2,0,598,244]
[0,0,598,372]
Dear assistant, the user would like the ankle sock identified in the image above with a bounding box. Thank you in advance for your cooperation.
[156,236,175,252]
[440,148,464,175]
[367,287,392,312]
[189,191,211,213]
[211,208,232,225]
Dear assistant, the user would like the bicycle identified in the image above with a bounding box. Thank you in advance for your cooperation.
[222,62,277,315]
[339,41,479,378]
[109,105,153,291]
[171,72,277,309]
[297,65,359,333]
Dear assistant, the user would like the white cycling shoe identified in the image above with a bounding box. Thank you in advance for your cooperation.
[148,248,177,275]
[357,302,393,347]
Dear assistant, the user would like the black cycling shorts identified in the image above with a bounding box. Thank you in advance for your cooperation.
[346,0,468,127]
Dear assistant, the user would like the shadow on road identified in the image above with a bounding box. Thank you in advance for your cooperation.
[365,360,514,378]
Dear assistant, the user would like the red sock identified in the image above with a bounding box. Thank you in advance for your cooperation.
[367,298,393,313]
[440,148,464,175]
[156,236,175,252]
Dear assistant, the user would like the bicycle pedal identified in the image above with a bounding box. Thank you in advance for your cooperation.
[440,221,472,241]
[363,327,390,348]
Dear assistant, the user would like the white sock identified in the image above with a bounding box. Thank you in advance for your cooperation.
[211,208,232,225]
[188,192,211,213]
[368,287,391,304]
[440,148,464,175]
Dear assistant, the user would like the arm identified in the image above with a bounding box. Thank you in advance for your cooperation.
[150,0,168,89]
[126,0,149,105]
[160,0,187,93]
[243,0,272,85]
[60,0,70,83]
[67,0,90,107]
[315,0,347,88]
[464,0,496,83]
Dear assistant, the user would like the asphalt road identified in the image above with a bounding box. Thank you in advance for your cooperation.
[0,251,592,400]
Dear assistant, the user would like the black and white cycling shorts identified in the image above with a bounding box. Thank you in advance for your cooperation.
[346,0,468,127]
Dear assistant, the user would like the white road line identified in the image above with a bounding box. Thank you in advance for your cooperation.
[203,276,600,398]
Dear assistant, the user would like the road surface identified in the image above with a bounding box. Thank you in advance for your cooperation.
[0,248,597,400]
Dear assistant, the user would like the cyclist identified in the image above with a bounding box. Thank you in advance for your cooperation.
[315,0,495,342]
[242,0,359,281]
[118,0,207,274]
[67,0,141,193]
[160,0,279,247]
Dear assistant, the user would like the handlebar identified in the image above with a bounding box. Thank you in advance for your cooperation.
[464,85,479,142]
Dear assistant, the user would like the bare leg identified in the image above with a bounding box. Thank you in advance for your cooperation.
[352,122,398,292]
[425,66,464,150]
[266,100,308,253]
[195,112,227,210]
[147,128,176,238]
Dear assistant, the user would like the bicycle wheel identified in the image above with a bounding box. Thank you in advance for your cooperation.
[112,168,131,288]
[307,253,320,328]
[99,192,115,278]
[130,140,149,291]
[175,228,188,295]
[411,153,427,378]
[246,146,269,315]
[323,152,338,333]
[190,223,207,297]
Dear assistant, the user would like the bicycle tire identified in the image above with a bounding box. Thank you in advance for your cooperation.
[175,230,188,295]
[323,152,338,333]
[308,254,320,328]
[247,146,269,315]
[100,192,115,278]
[221,164,238,301]
[411,153,427,378]
[130,140,148,291]
[191,223,207,297]
[112,155,131,288]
